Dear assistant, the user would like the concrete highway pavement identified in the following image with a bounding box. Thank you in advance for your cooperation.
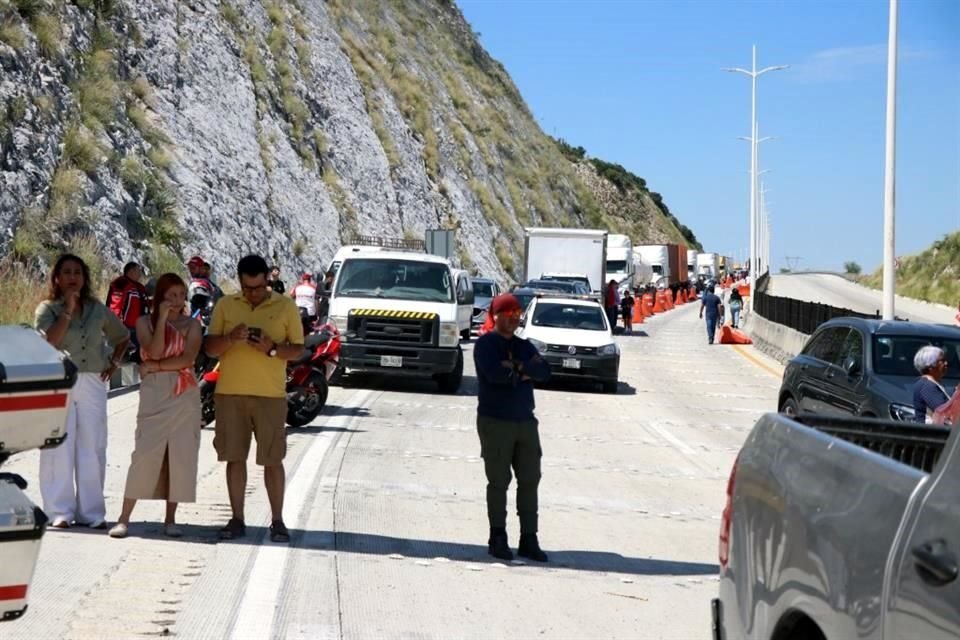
[4,302,782,639]
[770,273,956,325]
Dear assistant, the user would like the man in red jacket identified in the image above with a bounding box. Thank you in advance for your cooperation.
[107,262,148,361]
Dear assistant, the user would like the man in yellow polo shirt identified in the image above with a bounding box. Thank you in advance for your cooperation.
[206,254,305,543]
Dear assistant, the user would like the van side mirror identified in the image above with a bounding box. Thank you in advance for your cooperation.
[843,356,861,377]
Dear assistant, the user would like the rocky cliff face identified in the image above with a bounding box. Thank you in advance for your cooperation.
[0,0,698,286]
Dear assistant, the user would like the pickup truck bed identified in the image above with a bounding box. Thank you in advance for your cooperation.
[715,412,959,640]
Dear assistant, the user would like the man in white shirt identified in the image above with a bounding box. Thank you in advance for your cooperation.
[291,273,318,334]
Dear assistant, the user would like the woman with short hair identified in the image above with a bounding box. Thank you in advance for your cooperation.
[110,273,203,539]
[912,345,950,424]
[35,254,130,529]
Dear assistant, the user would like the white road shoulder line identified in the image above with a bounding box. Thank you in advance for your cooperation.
[229,389,374,640]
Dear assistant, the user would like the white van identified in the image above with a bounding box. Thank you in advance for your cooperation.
[450,268,475,339]
[327,251,466,393]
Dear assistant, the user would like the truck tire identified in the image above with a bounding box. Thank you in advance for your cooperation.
[435,348,463,394]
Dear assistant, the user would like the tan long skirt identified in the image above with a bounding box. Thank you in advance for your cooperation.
[123,371,201,502]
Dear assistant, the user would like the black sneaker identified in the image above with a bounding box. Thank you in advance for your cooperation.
[270,520,290,543]
[219,517,246,540]
[518,534,548,562]
[487,529,513,561]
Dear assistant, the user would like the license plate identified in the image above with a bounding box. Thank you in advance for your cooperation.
[562,358,581,370]
[380,356,403,368]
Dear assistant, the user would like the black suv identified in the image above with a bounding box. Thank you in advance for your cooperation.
[778,318,960,422]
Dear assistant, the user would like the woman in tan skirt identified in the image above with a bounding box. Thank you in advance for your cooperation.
[109,273,202,538]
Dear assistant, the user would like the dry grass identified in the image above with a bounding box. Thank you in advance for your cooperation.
[31,12,60,57]
[48,167,86,226]
[0,261,47,326]
[63,123,101,174]
[0,19,26,50]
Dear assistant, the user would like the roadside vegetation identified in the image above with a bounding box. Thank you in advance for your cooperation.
[860,232,959,307]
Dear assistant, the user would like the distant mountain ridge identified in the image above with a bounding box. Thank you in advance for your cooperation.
[861,231,959,307]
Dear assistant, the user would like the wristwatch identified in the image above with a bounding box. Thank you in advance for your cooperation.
[268,346,278,358]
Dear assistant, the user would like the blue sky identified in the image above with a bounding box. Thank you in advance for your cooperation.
[457,0,960,272]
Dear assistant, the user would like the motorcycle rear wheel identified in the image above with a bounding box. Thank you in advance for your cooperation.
[286,373,329,428]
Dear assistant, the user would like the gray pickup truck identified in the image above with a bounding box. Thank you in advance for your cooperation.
[713,413,959,640]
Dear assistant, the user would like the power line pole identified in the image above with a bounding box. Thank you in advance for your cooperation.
[882,0,899,320]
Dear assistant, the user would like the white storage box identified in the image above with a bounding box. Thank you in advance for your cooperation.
[0,326,77,464]
[0,474,48,621]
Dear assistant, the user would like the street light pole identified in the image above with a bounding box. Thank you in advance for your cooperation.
[882,0,898,320]
[726,46,787,311]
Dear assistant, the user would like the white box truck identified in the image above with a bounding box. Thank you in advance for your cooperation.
[523,228,608,293]
[687,249,698,283]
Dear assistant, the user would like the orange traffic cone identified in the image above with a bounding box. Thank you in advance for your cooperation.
[632,299,644,325]
[678,288,687,304]
[642,293,654,316]
[653,291,666,313]
[665,288,675,310]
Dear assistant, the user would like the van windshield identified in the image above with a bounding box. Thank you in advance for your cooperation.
[335,259,453,303]
[606,260,627,272]
[474,282,495,297]
[873,335,960,380]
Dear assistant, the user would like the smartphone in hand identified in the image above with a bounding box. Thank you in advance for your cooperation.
[247,327,262,343]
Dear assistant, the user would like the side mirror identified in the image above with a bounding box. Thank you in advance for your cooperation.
[843,356,862,377]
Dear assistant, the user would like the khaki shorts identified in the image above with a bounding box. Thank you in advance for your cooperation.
[214,395,287,466]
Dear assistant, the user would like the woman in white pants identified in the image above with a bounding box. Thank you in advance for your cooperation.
[35,254,129,529]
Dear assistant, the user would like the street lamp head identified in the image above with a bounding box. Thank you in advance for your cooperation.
[723,67,752,75]
[758,64,790,75]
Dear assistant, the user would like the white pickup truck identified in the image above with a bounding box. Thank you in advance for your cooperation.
[714,413,959,640]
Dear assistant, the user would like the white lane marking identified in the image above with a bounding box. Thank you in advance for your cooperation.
[229,389,373,640]
[644,421,697,456]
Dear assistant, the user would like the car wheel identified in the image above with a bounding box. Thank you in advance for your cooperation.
[779,396,798,417]
[435,348,464,394]
[602,380,618,394]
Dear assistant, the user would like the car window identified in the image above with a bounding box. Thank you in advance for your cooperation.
[473,282,494,298]
[531,303,607,331]
[874,335,960,380]
[804,327,850,364]
[836,329,864,368]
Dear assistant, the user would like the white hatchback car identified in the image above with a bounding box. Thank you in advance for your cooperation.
[517,296,621,393]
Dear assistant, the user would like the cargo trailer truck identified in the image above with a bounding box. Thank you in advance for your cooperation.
[523,228,607,294]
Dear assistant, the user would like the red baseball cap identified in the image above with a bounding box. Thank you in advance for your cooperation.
[186,256,206,267]
[491,294,522,315]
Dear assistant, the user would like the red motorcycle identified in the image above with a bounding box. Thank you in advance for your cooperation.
[199,323,341,428]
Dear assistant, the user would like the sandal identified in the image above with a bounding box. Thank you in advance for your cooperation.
[108,523,128,539]
[218,517,246,540]
[269,520,290,543]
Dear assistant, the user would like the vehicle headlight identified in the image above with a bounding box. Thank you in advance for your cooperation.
[528,338,547,354]
[889,403,916,421]
[330,315,349,337]
[598,343,619,356]
[439,322,460,347]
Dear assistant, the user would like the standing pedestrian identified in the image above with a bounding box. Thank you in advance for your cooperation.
[699,285,724,345]
[604,279,620,331]
[291,272,318,334]
[620,289,635,334]
[473,294,552,562]
[35,254,130,529]
[912,346,951,424]
[728,287,743,329]
[107,261,148,362]
[267,266,286,295]
[109,273,202,539]
[204,255,305,543]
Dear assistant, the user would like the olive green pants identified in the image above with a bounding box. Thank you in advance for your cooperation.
[476,415,542,533]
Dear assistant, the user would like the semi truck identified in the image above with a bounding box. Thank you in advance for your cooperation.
[636,243,687,288]
[523,228,608,294]
[605,234,633,289]
[696,252,720,280]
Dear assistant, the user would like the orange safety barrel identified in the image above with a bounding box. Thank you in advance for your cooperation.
[652,291,666,314]
[632,298,644,324]
[738,284,750,298]
[719,325,753,344]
